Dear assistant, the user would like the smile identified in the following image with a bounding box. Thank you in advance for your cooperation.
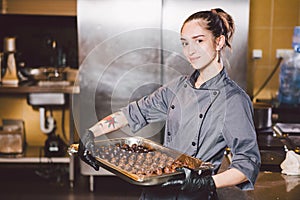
[189,56,201,61]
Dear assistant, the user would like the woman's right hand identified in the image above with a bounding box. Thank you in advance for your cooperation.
[78,130,100,171]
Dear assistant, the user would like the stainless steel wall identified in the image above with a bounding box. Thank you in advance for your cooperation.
[75,0,250,139]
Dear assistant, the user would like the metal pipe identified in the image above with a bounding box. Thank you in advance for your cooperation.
[39,107,55,134]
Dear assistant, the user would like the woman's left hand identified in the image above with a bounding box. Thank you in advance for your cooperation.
[162,167,216,193]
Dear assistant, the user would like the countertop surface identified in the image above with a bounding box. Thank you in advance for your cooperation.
[217,171,300,200]
[0,164,299,199]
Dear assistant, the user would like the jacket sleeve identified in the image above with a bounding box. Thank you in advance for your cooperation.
[121,76,184,133]
[222,93,261,190]
[120,86,171,133]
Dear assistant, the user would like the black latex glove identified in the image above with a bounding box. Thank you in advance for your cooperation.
[162,167,216,193]
[78,129,99,171]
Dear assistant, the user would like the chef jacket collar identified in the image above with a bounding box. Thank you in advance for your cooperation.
[188,67,227,89]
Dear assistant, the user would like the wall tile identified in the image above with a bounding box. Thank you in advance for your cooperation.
[249,0,272,27]
[249,28,272,65]
[271,28,294,61]
[252,65,279,99]
[249,0,300,100]
[0,96,24,118]
[273,0,300,27]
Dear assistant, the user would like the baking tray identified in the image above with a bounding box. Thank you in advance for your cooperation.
[91,137,214,186]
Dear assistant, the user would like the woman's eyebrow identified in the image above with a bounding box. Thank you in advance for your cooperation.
[192,34,204,39]
[180,34,204,41]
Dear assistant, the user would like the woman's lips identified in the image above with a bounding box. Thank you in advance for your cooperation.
[189,56,201,62]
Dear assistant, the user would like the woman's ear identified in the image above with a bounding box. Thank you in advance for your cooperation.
[216,35,226,50]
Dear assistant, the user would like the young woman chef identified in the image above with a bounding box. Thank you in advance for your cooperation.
[78,8,261,199]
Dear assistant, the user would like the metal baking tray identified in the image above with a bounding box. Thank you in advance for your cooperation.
[91,137,214,186]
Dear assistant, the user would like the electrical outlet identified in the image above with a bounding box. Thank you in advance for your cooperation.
[276,49,293,58]
[252,49,263,59]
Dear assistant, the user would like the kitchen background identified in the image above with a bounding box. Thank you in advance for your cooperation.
[0,0,77,145]
[0,0,299,146]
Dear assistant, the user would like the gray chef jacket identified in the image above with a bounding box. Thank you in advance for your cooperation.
[121,68,261,190]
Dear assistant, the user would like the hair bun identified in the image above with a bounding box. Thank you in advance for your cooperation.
[211,8,235,48]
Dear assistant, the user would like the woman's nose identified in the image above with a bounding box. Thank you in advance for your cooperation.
[187,43,196,55]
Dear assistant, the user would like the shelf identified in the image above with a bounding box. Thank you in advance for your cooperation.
[0,81,79,94]
[1,0,77,16]
[0,146,71,164]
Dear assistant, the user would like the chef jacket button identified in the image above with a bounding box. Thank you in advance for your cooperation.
[171,105,175,109]
[184,84,187,88]
[167,132,171,136]
[192,142,196,146]
[199,113,203,118]
[213,91,218,95]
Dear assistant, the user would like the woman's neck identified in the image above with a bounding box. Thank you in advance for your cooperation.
[195,61,223,88]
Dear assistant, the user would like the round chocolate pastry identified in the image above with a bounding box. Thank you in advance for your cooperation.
[110,157,118,164]
[154,167,163,175]
[128,154,137,161]
[124,164,132,171]
[97,142,196,178]
[157,162,165,169]
[118,163,125,169]
[128,159,135,166]
[137,154,145,160]
[146,151,154,159]
[131,143,138,151]
[130,167,137,174]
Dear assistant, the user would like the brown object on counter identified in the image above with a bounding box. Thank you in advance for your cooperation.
[67,137,214,185]
[97,142,190,178]
[92,137,214,186]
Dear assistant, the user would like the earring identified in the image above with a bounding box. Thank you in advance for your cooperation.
[217,50,221,63]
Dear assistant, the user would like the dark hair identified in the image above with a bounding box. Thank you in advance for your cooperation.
[181,8,235,49]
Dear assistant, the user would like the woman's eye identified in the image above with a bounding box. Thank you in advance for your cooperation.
[196,39,203,43]
[181,42,188,47]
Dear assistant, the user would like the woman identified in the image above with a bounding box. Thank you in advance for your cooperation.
[79,8,261,199]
